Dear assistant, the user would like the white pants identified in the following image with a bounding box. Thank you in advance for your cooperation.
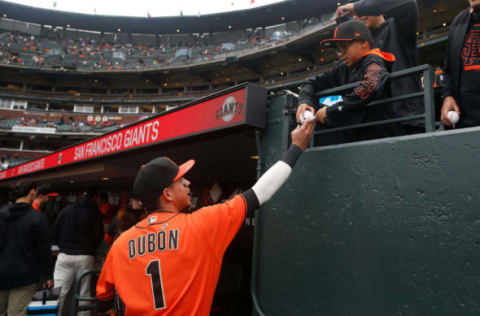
[53,253,94,316]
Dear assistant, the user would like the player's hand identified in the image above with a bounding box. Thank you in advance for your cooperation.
[296,103,316,124]
[315,107,328,124]
[43,280,53,289]
[336,3,355,20]
[291,118,316,150]
[440,96,461,127]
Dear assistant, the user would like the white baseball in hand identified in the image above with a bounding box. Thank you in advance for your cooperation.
[300,110,315,124]
[447,111,459,125]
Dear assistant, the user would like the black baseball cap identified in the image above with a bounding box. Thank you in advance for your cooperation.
[37,183,58,197]
[320,20,373,48]
[133,157,195,207]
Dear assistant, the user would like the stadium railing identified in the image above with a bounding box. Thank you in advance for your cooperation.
[70,269,101,316]
[308,64,435,147]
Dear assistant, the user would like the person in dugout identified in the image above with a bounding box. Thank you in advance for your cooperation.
[104,193,145,245]
[297,20,397,144]
[32,183,58,212]
[95,119,316,315]
[98,192,115,225]
[0,182,53,316]
[441,0,480,128]
[53,188,104,316]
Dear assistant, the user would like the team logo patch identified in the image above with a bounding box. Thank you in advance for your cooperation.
[148,216,157,224]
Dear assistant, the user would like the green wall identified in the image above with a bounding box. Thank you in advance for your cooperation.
[252,95,480,315]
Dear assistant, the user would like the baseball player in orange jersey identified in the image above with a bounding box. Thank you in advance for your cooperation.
[96,119,316,315]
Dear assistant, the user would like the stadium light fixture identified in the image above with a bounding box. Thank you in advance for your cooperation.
[228,25,232,29]
[176,29,180,33]
[281,16,285,21]
[117,28,122,32]
[298,58,302,62]
[3,14,7,17]
[101,177,110,181]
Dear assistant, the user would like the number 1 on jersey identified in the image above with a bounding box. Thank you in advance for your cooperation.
[146,260,166,310]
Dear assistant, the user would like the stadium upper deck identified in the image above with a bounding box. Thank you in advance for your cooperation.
[0,0,470,168]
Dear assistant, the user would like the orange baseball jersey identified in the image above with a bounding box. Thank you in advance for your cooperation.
[96,194,247,315]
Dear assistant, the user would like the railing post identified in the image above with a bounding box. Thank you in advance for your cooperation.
[423,65,436,133]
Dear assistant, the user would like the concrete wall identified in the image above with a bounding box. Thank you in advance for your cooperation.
[253,95,480,315]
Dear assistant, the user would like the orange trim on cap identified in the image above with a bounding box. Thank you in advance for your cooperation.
[362,48,396,62]
[173,159,195,182]
[333,27,338,39]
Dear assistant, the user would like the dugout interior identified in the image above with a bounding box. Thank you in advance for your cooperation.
[0,83,268,315]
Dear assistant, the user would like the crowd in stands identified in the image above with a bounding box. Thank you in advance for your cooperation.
[0,115,119,133]
[0,154,31,169]
[0,16,330,71]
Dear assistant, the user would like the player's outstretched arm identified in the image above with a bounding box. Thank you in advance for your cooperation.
[242,119,315,211]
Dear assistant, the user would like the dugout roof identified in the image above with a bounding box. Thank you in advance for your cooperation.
[0,83,267,190]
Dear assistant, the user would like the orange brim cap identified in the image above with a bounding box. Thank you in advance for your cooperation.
[47,192,59,197]
[173,159,195,182]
